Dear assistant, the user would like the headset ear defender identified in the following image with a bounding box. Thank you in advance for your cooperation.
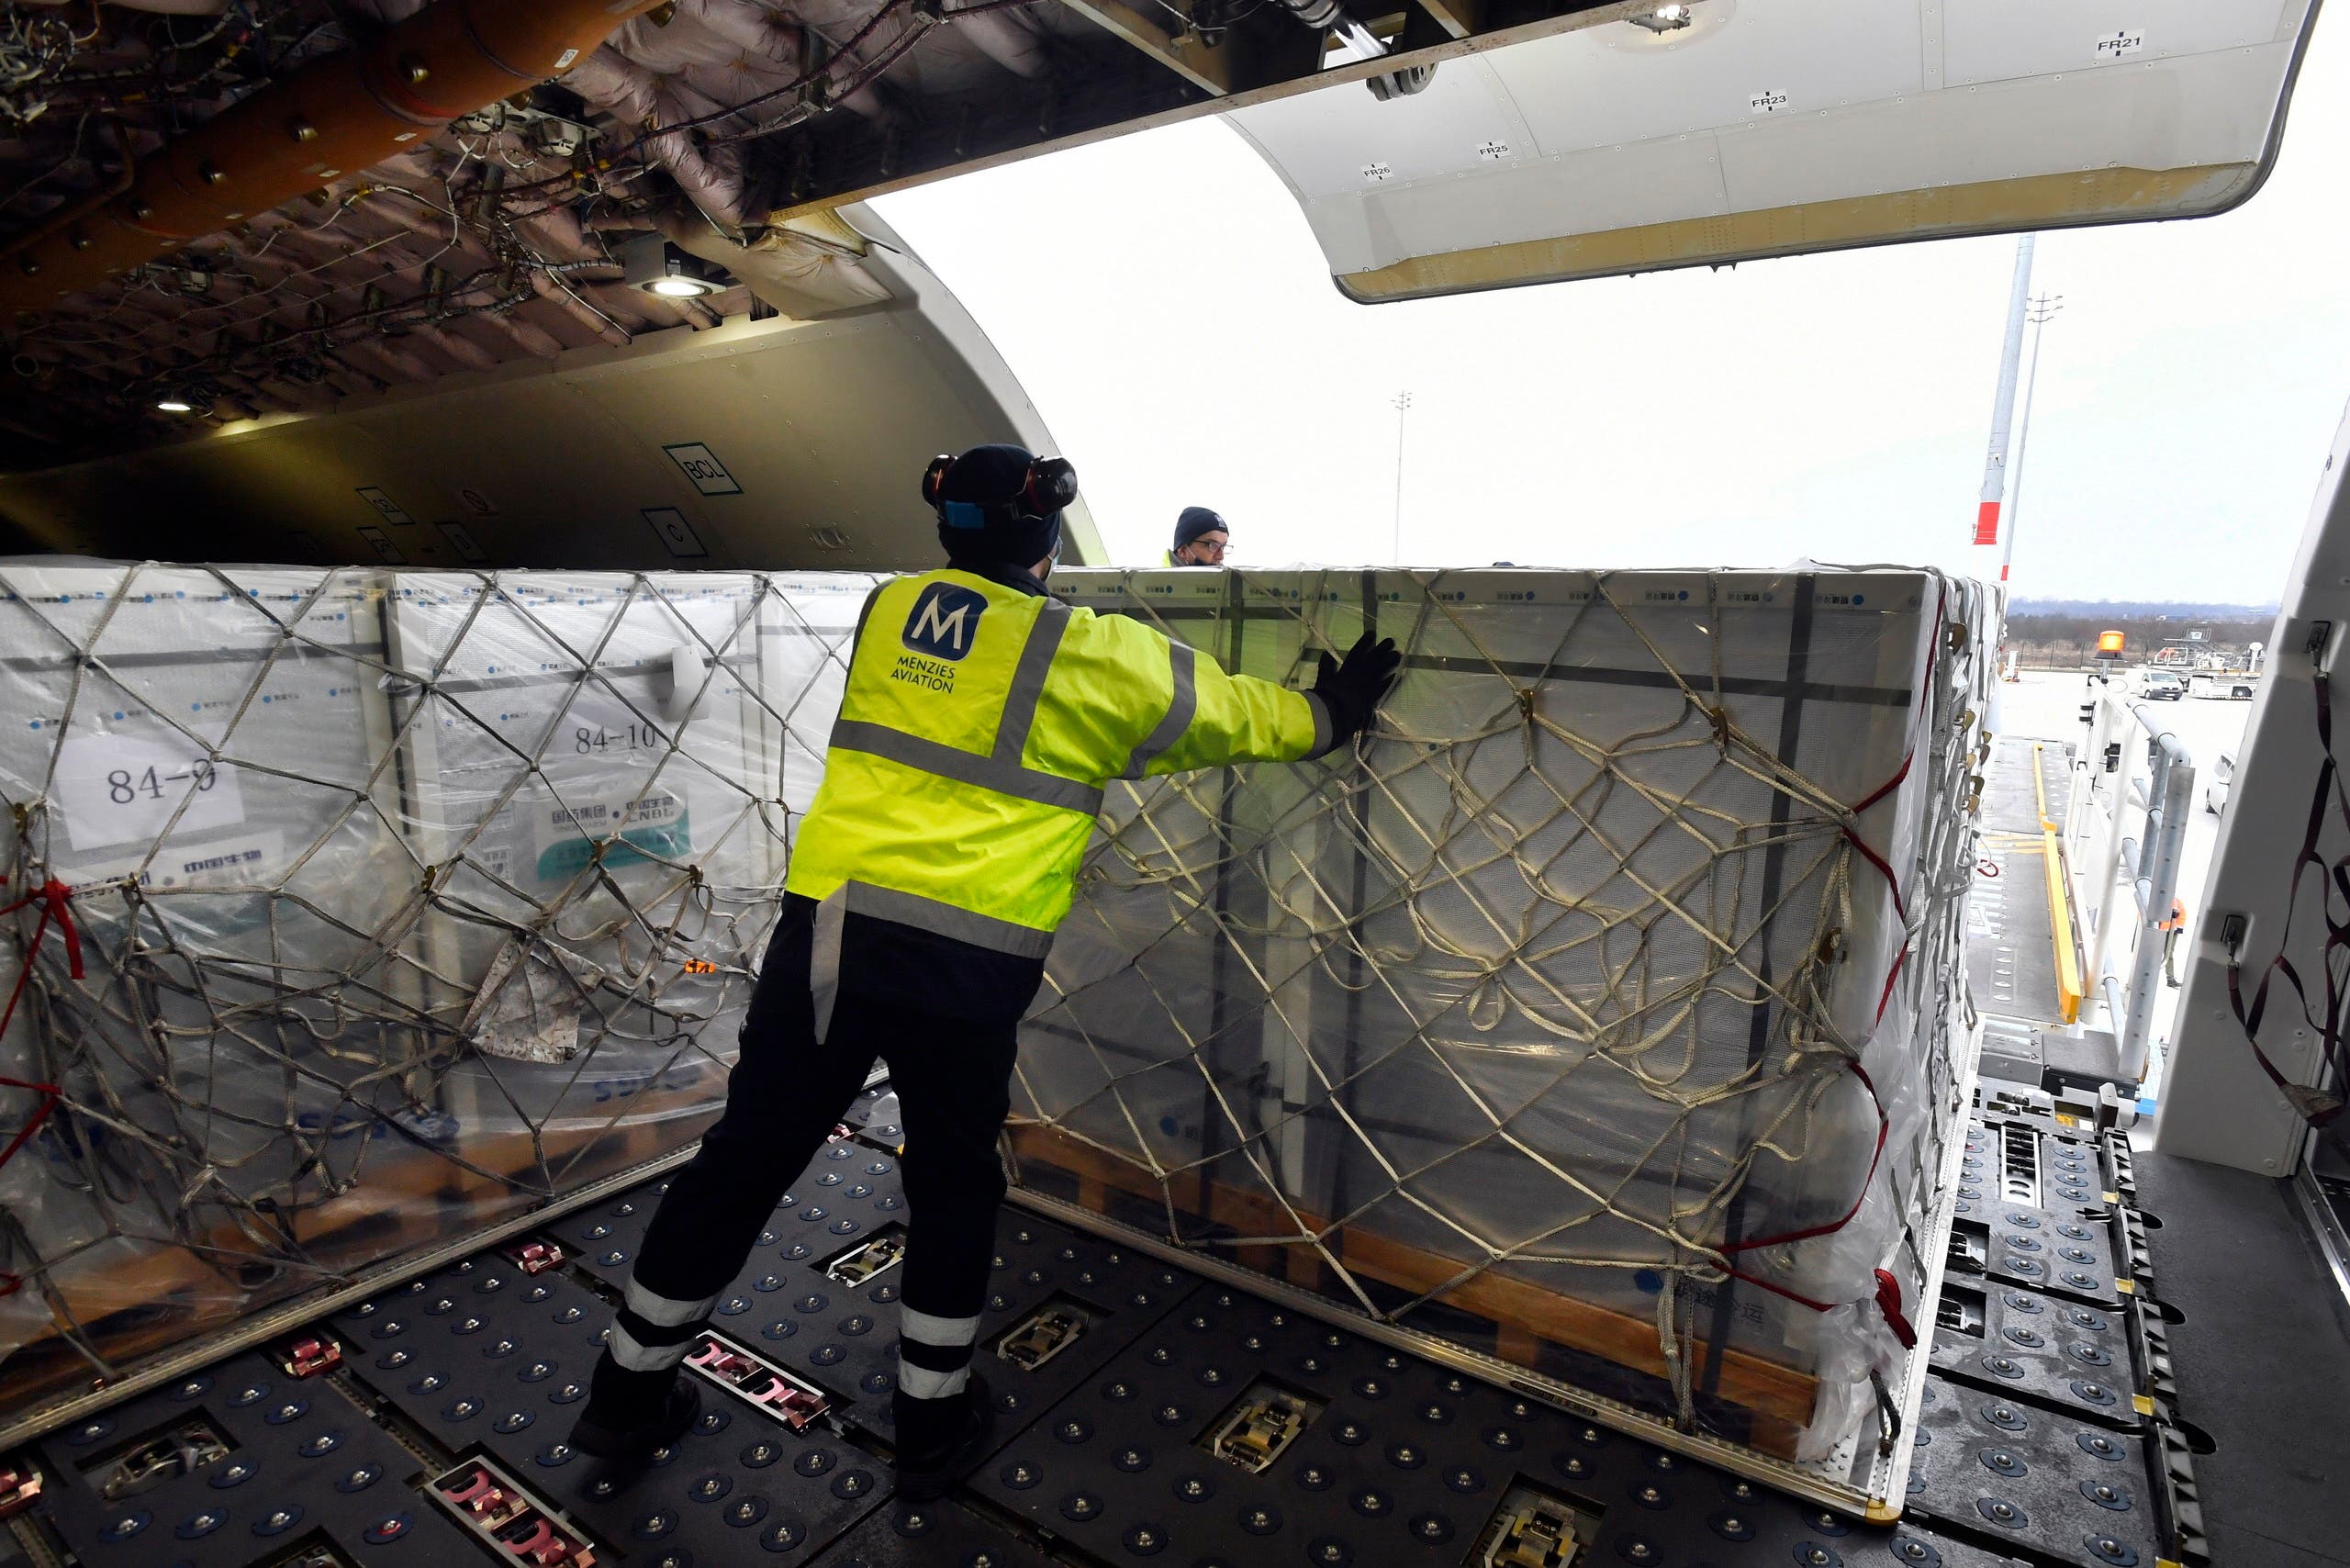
[923,452,1080,523]
[921,454,957,509]
[1024,456,1079,516]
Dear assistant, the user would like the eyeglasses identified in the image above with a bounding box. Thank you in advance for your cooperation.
[1190,534,1229,562]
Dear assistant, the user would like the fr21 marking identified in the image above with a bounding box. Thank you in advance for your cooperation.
[2093,29,2144,59]
[664,442,743,497]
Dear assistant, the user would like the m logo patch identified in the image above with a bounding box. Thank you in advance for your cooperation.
[902,582,987,661]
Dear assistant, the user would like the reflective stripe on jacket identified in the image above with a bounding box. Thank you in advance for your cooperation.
[785,568,1330,954]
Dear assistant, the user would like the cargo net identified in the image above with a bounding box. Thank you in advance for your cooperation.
[1014,567,1990,1460]
[0,561,872,1417]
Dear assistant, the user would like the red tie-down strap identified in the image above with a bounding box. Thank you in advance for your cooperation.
[1708,585,1954,1347]
[1837,582,1953,1023]
[1709,1060,1917,1349]
[0,879,81,1209]
[1873,1269,1919,1350]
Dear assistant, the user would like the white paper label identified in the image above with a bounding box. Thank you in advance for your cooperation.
[52,733,247,850]
[2093,29,2144,59]
[1474,140,1514,162]
[1360,161,1393,183]
[1750,88,1789,115]
[554,47,579,70]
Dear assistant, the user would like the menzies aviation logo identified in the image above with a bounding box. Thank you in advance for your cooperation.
[894,581,987,693]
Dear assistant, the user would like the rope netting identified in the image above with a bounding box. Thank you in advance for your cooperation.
[0,560,872,1415]
[1014,566,1992,1457]
[0,557,1989,1465]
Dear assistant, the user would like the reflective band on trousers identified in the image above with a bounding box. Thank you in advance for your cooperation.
[609,1320,695,1372]
[625,1278,718,1327]
[828,719,1105,815]
[1120,640,1197,778]
[899,1306,981,1347]
[897,1362,969,1400]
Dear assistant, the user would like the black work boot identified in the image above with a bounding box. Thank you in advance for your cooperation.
[567,1350,702,1461]
[893,1372,994,1500]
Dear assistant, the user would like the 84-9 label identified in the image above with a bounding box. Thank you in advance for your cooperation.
[106,759,218,803]
[54,733,247,851]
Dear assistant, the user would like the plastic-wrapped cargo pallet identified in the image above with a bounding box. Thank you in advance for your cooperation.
[0,556,1986,1512]
[1008,566,1992,1498]
[0,561,872,1420]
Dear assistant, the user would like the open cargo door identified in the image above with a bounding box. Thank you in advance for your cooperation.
[0,207,1106,574]
[1230,0,2322,300]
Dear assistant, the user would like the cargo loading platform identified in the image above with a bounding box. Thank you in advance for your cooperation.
[1968,738,2080,1033]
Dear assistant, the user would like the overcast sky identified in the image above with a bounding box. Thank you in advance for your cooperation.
[873,14,2349,606]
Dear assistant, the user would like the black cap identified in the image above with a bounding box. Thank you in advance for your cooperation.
[1174,506,1226,551]
[931,443,1066,567]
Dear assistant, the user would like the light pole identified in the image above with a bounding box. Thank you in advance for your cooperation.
[1392,390,1412,566]
[2000,293,2063,586]
[1974,235,2035,554]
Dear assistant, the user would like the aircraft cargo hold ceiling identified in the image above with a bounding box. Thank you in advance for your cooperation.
[0,0,2321,569]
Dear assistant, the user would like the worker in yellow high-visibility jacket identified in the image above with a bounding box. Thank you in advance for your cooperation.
[573,444,1399,1495]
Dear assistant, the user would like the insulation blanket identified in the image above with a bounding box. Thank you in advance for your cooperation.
[0,562,869,1418]
[1013,566,1991,1459]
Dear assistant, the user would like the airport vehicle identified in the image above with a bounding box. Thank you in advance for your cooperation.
[2207,752,2236,815]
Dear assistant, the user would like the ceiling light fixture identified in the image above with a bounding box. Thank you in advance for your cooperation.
[155,375,218,416]
[1628,3,1694,31]
[620,234,727,300]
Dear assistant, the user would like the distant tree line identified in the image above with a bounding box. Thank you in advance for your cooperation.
[2009,599,2278,619]
[2005,611,2273,668]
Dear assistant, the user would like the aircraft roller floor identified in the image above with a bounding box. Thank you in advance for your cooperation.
[0,1081,2210,1568]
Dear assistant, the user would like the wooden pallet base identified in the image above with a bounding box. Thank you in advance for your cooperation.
[0,1103,711,1417]
[1006,1120,1817,1458]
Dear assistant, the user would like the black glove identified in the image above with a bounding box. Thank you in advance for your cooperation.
[1312,631,1402,749]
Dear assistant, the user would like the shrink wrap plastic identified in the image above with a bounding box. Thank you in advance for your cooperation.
[0,561,871,1415]
[0,559,1985,1478]
[1014,566,1990,1461]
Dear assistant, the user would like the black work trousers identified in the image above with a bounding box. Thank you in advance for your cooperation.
[629,894,1038,1336]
